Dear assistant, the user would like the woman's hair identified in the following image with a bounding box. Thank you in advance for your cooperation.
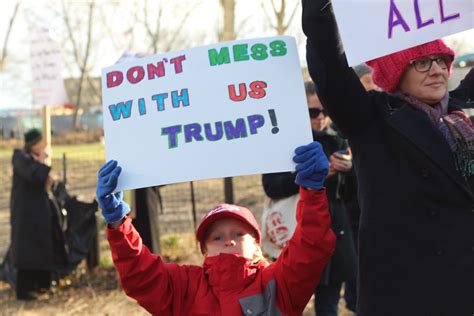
[304,81,317,96]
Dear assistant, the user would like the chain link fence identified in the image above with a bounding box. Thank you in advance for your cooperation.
[157,175,266,236]
[0,142,267,261]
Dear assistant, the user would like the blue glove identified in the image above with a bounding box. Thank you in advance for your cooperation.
[96,160,130,224]
[293,141,329,190]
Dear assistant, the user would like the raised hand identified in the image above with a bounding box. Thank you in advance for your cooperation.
[96,160,130,224]
[293,142,329,190]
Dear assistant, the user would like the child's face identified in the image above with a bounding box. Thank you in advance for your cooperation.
[203,218,258,259]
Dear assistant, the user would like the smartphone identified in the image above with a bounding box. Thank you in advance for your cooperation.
[335,149,349,155]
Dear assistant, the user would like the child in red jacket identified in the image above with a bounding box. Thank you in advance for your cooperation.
[96,141,336,315]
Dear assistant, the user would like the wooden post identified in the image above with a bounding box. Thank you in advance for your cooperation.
[224,177,234,204]
[42,105,52,166]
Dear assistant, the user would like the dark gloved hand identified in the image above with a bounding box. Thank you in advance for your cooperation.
[293,141,329,190]
[302,0,333,30]
[302,0,345,59]
[96,160,130,224]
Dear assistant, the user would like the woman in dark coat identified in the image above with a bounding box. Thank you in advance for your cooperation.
[262,82,356,316]
[302,1,474,315]
[10,128,55,300]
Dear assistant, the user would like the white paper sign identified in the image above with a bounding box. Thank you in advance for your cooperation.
[101,36,312,191]
[331,0,474,66]
[29,26,69,106]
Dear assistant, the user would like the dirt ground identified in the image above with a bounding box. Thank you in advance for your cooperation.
[0,266,149,316]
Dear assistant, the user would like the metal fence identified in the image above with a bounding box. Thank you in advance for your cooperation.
[0,148,105,259]
[157,175,266,236]
[0,145,267,260]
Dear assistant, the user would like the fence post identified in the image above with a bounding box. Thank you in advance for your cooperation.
[224,177,234,204]
[190,181,197,232]
[86,211,100,271]
[62,153,67,185]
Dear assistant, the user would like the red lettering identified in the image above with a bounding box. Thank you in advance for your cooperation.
[106,71,123,88]
[228,83,247,102]
[126,66,145,84]
[147,62,165,80]
[170,55,186,74]
[107,55,187,88]
[249,81,267,99]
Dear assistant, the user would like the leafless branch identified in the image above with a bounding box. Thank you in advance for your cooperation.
[260,1,276,30]
[163,1,202,52]
[260,0,299,35]
[0,1,22,71]
[72,0,95,130]
[61,0,82,69]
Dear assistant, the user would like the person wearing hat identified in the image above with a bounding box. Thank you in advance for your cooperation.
[23,128,49,163]
[9,128,56,300]
[96,141,336,315]
[302,1,474,315]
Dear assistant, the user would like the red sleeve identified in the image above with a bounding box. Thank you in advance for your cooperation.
[107,216,196,315]
[270,187,336,315]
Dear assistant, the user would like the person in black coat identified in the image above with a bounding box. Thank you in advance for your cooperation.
[10,128,56,300]
[262,82,356,316]
[340,63,380,313]
[302,1,474,315]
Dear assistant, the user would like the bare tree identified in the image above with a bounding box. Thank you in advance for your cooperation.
[260,0,299,35]
[97,2,126,52]
[0,1,22,71]
[219,0,236,41]
[138,0,203,54]
[60,0,96,130]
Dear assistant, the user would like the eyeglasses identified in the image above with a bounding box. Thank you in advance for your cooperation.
[410,55,453,73]
[309,108,326,118]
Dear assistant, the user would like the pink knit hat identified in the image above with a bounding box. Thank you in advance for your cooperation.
[367,40,455,93]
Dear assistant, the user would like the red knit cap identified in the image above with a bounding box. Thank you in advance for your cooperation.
[367,40,455,93]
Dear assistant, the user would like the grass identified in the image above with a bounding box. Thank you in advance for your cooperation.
[52,142,105,160]
[160,233,201,265]
[0,142,105,160]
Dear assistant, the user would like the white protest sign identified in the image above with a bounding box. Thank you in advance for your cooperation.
[101,36,312,191]
[331,0,474,66]
[29,26,69,106]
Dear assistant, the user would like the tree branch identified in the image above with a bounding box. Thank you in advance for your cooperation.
[260,1,276,30]
[68,0,95,130]
[164,1,203,52]
[0,1,21,71]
